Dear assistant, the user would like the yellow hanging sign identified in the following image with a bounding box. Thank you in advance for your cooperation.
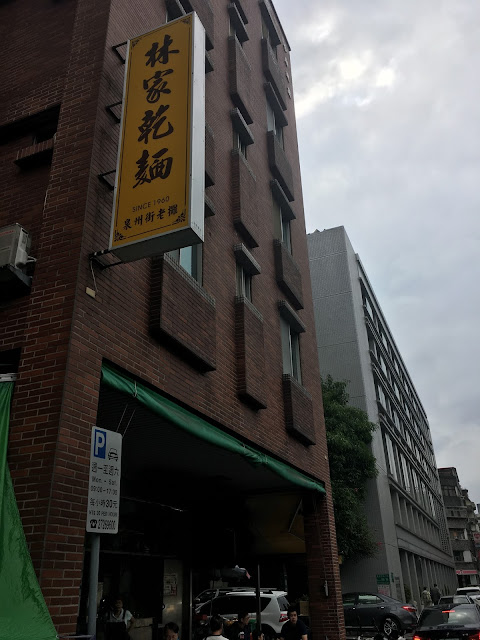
[110,14,205,262]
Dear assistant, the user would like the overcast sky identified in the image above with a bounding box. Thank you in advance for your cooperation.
[274,1,480,505]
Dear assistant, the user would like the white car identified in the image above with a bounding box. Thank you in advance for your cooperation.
[194,589,289,639]
[456,587,480,596]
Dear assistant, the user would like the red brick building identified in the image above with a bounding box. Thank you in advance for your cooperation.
[0,0,345,638]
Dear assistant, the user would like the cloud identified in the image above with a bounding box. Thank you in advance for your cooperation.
[275,0,480,502]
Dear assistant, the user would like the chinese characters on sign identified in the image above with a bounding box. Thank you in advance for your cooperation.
[86,427,122,534]
[110,14,205,262]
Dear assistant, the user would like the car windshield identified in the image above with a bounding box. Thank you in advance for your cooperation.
[419,607,479,627]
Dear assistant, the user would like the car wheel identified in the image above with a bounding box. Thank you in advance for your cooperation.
[261,625,276,640]
[382,617,401,636]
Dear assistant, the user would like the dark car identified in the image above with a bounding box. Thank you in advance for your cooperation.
[414,603,480,640]
[343,592,418,636]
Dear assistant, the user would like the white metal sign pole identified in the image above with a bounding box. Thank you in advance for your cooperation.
[88,533,100,637]
[86,426,123,636]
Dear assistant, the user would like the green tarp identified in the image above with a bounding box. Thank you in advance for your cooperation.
[0,381,57,640]
[102,362,326,495]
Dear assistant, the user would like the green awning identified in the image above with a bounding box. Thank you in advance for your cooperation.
[101,362,325,495]
[0,381,57,640]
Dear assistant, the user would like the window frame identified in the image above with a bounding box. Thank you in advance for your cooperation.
[266,99,284,148]
[167,243,202,284]
[236,263,253,302]
[280,315,302,384]
[273,197,292,254]
[233,128,248,159]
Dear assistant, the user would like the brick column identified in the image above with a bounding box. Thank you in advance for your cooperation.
[8,0,112,634]
[304,492,345,640]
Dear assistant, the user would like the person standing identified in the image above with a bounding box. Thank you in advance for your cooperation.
[206,615,230,640]
[430,584,441,605]
[280,605,308,640]
[227,612,251,640]
[105,597,135,640]
[421,587,432,611]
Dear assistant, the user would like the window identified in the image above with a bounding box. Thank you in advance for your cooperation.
[280,316,302,383]
[228,2,248,45]
[400,455,410,491]
[262,17,277,59]
[234,243,260,303]
[267,99,284,148]
[393,410,400,429]
[231,108,253,160]
[412,470,420,502]
[273,197,292,253]
[376,382,386,408]
[384,434,398,481]
[229,17,242,45]
[167,244,202,283]
[236,263,252,301]
[358,595,382,605]
[364,295,373,317]
[233,129,247,158]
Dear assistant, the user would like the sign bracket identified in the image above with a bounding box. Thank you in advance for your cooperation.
[98,169,116,190]
[111,41,127,63]
[89,249,124,271]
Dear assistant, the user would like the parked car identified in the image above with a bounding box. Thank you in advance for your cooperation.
[413,603,480,640]
[342,592,418,636]
[194,590,289,640]
[456,586,480,596]
[194,588,235,606]
[438,595,474,606]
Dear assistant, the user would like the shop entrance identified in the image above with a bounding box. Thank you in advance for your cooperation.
[77,367,323,639]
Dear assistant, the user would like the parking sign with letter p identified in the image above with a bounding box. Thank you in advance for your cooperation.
[94,428,106,459]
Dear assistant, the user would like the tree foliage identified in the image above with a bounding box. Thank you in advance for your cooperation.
[322,375,378,561]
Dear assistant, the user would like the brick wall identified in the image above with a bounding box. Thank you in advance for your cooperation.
[274,239,304,310]
[234,297,267,409]
[304,492,346,640]
[0,0,342,636]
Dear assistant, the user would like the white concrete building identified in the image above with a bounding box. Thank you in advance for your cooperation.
[307,226,456,603]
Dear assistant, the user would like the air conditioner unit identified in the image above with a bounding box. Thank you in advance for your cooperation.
[0,224,31,269]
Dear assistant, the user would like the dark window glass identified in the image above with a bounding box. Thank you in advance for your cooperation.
[358,594,382,605]
[420,607,479,627]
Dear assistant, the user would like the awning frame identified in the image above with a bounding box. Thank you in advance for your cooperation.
[101,362,326,496]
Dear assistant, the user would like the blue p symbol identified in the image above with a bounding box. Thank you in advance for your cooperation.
[94,428,106,459]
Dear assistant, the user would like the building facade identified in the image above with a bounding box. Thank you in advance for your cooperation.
[307,226,456,604]
[0,1,344,638]
[439,468,480,587]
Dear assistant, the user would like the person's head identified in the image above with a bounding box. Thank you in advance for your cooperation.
[114,597,124,612]
[210,615,224,635]
[164,622,180,640]
[287,605,299,624]
[423,586,427,591]
[238,612,250,627]
[434,584,438,588]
